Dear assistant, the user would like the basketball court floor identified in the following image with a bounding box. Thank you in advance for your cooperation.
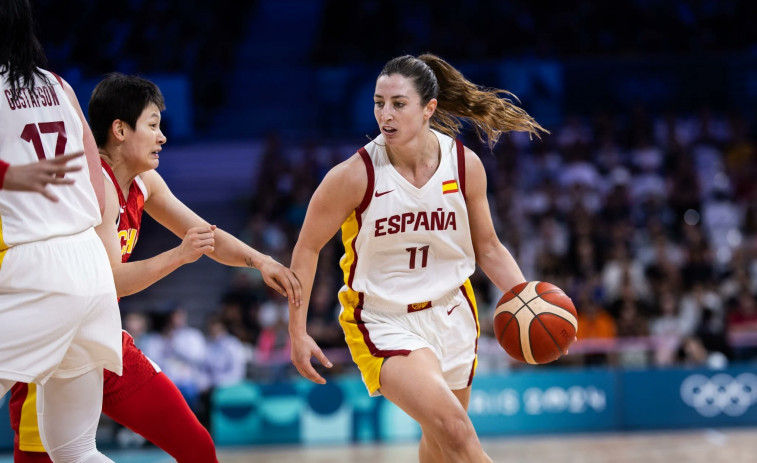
[2,427,753,463]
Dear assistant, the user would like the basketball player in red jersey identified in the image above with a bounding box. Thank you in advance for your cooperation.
[10,73,302,462]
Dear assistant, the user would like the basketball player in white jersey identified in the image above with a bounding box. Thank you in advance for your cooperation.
[0,1,122,462]
[288,54,548,462]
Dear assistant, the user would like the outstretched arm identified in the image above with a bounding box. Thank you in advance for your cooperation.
[141,170,302,304]
[95,176,215,297]
[288,154,365,384]
[464,147,526,293]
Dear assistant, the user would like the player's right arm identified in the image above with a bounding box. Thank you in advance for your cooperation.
[59,77,105,215]
[288,154,365,384]
[95,178,214,298]
[464,146,526,293]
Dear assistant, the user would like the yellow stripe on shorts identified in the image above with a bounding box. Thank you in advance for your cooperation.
[338,288,383,395]
[19,383,46,451]
[460,279,480,383]
[0,215,8,269]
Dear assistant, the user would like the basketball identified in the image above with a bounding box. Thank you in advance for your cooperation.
[493,281,578,364]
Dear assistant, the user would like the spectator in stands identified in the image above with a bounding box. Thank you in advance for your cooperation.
[142,306,208,411]
[727,289,757,333]
[576,285,617,365]
[649,286,688,366]
[204,315,249,388]
[600,239,651,306]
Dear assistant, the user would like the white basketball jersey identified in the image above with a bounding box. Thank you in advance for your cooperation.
[339,130,475,312]
[0,69,100,248]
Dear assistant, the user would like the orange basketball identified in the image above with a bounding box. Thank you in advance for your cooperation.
[493,281,578,364]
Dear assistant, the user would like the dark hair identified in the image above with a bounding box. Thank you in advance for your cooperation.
[88,73,166,147]
[379,54,548,147]
[0,0,48,93]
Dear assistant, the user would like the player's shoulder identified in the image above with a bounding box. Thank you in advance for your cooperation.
[137,169,167,198]
[458,142,480,163]
[100,176,121,220]
[324,152,369,189]
[460,144,483,169]
[314,153,369,209]
[459,143,487,192]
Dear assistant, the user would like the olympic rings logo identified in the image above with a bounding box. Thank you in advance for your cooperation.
[680,373,757,417]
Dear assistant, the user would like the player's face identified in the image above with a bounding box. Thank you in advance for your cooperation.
[123,103,166,172]
[374,74,435,145]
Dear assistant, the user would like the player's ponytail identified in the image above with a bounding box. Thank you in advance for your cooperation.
[379,54,548,148]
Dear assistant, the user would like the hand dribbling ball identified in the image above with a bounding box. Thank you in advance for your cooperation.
[493,281,578,364]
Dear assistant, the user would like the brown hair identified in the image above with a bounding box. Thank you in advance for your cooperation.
[379,54,549,147]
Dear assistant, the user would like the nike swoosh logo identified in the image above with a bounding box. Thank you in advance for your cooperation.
[447,303,461,315]
[374,189,394,197]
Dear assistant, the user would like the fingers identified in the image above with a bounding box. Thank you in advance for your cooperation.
[45,151,84,179]
[51,164,83,175]
[49,176,76,185]
[53,151,85,162]
[182,225,216,260]
[315,350,333,369]
[260,258,303,305]
[274,268,302,306]
[289,270,302,306]
[265,278,288,298]
[296,362,327,385]
[49,151,85,169]
[294,354,331,384]
[291,337,332,385]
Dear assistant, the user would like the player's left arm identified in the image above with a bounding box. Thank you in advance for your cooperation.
[464,147,526,293]
[141,170,301,304]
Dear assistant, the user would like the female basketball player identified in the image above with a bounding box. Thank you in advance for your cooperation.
[1,1,122,461]
[288,54,547,462]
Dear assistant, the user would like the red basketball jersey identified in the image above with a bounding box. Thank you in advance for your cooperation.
[101,159,146,262]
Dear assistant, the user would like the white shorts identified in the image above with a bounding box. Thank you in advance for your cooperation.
[339,280,480,397]
[0,228,122,384]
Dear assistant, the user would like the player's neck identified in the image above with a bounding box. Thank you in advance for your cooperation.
[100,151,138,194]
[386,129,440,183]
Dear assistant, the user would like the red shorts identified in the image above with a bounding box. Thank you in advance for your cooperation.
[103,330,161,408]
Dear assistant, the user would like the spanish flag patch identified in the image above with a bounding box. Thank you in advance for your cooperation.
[442,180,459,194]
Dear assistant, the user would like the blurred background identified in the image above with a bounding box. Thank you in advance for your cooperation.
[3,0,757,457]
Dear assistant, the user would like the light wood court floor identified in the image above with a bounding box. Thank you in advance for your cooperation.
[215,428,757,463]
[3,428,753,463]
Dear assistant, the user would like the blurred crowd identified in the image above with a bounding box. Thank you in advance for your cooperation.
[313,0,757,64]
[475,106,757,371]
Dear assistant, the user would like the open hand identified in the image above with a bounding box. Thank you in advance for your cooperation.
[256,255,302,306]
[290,332,332,384]
[3,151,85,201]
